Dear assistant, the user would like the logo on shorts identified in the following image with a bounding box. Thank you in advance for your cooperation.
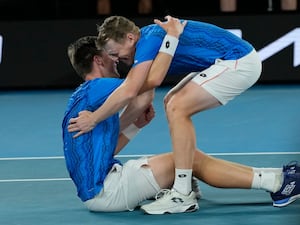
[199,73,207,77]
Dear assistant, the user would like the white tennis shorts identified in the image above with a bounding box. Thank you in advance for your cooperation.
[84,157,160,212]
[190,49,262,105]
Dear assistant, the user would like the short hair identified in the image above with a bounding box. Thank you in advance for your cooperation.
[96,16,140,49]
[67,36,102,79]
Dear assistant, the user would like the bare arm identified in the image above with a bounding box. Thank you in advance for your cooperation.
[68,16,186,138]
[114,103,155,155]
[119,89,154,131]
[140,16,187,93]
[68,63,152,137]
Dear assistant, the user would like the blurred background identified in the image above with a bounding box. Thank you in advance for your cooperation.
[0,0,299,20]
[0,0,299,89]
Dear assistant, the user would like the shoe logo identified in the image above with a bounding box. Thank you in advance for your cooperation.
[199,73,207,77]
[178,174,186,178]
[281,181,296,196]
[287,167,296,175]
[171,197,184,203]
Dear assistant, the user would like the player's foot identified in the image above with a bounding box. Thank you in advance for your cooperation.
[154,178,202,200]
[148,177,202,201]
[192,176,202,200]
[283,161,300,173]
[141,189,199,215]
[271,167,300,207]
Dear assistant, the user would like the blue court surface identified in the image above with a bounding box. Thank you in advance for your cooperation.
[0,84,299,225]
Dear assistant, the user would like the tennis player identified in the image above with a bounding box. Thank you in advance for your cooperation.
[66,16,300,214]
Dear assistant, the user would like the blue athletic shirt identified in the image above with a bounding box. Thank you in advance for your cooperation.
[134,20,254,75]
[62,77,124,201]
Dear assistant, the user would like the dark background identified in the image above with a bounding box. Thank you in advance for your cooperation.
[0,0,299,89]
[0,0,299,20]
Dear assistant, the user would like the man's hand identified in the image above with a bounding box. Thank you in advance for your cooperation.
[68,110,96,138]
[134,104,155,128]
[154,15,187,38]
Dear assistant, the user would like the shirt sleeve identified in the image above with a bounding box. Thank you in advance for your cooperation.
[132,35,162,67]
[88,78,124,110]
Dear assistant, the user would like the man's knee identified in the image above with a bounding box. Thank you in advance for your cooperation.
[165,95,187,119]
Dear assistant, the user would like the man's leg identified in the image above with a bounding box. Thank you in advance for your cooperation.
[167,82,220,194]
[141,82,220,214]
[192,151,300,207]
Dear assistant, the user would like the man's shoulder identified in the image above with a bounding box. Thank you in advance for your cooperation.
[90,77,124,87]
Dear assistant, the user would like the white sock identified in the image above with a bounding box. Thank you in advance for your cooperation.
[251,171,283,193]
[253,167,282,174]
[173,168,192,195]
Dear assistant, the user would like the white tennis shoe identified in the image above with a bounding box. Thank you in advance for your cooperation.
[141,189,199,215]
[192,176,202,200]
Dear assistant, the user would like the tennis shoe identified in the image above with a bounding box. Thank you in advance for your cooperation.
[149,177,202,201]
[271,169,300,207]
[283,161,300,174]
[192,176,202,200]
[141,189,199,214]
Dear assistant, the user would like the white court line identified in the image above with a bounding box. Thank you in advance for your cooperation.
[0,178,71,183]
[0,152,299,183]
[0,152,299,161]
[0,156,65,160]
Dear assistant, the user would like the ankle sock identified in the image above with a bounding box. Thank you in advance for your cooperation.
[173,168,192,195]
[251,171,283,193]
[253,167,282,174]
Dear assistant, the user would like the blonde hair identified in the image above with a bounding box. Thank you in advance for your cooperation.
[96,16,140,49]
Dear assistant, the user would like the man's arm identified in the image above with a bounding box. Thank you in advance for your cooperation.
[68,16,186,138]
[67,57,153,138]
[114,103,155,155]
[119,89,154,131]
[139,16,187,93]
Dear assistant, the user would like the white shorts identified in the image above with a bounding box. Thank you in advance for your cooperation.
[84,157,160,212]
[190,49,262,105]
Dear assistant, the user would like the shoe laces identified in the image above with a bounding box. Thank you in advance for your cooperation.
[284,161,299,173]
[154,189,172,200]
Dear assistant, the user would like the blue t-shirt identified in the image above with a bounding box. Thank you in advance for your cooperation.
[62,78,124,201]
[134,20,254,75]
